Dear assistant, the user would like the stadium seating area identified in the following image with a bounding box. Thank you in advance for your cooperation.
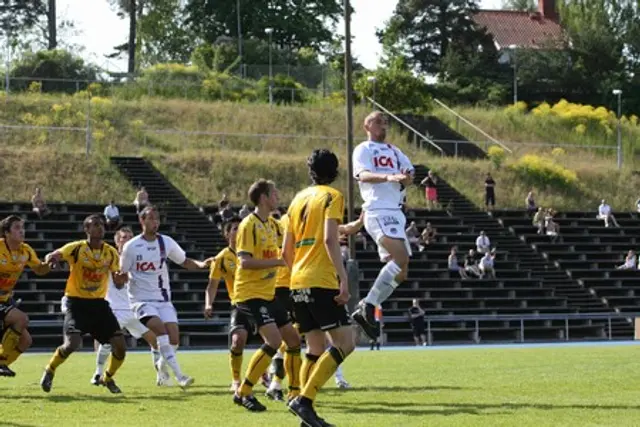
[8,157,638,350]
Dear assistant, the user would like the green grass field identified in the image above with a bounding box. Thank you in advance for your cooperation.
[3,345,640,426]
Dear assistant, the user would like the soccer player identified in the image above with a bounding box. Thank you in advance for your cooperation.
[0,215,50,376]
[233,179,301,412]
[351,111,415,340]
[120,206,211,389]
[283,149,356,427]
[90,226,168,387]
[204,215,250,393]
[41,214,128,393]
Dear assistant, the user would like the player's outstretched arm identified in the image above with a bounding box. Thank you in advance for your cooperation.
[111,271,128,288]
[44,250,62,268]
[181,258,211,270]
[338,211,364,236]
[32,261,51,276]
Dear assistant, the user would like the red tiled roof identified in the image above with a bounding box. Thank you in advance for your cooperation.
[473,10,564,49]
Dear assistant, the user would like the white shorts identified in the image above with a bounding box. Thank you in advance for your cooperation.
[364,209,412,262]
[132,301,178,324]
[112,308,149,339]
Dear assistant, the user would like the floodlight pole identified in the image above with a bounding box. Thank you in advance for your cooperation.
[344,0,359,314]
[344,0,354,259]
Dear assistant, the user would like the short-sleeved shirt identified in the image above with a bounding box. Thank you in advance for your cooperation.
[353,141,414,210]
[0,239,41,303]
[287,185,345,291]
[233,213,281,302]
[59,240,119,299]
[209,247,237,303]
[120,234,187,303]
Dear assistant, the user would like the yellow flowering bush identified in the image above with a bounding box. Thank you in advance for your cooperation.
[551,147,566,157]
[510,154,578,189]
[504,101,528,114]
[529,99,638,135]
[487,145,506,169]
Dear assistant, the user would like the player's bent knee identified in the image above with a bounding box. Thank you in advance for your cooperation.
[65,334,83,352]
[231,330,248,351]
[20,329,32,350]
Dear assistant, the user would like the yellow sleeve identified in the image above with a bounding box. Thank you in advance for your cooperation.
[58,241,83,265]
[109,247,119,273]
[24,244,42,268]
[236,220,256,257]
[209,255,223,280]
[326,191,345,223]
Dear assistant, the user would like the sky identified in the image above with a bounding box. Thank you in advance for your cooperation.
[57,0,506,73]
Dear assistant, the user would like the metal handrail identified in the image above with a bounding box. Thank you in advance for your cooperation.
[366,96,444,156]
[433,97,512,153]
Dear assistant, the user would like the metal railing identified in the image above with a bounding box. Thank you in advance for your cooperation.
[29,311,637,347]
[433,97,513,153]
[366,96,444,156]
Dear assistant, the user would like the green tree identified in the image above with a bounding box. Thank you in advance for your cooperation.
[184,0,343,55]
[354,58,431,113]
[0,0,47,41]
[378,0,484,76]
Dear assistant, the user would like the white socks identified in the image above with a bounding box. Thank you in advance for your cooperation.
[157,334,184,379]
[365,261,402,306]
[94,343,111,376]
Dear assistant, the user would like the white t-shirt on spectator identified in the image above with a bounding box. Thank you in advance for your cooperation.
[476,235,491,252]
[481,253,494,269]
[622,256,637,269]
[104,205,120,219]
[598,203,611,217]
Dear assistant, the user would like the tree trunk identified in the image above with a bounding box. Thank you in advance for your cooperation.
[47,0,56,49]
[128,0,137,74]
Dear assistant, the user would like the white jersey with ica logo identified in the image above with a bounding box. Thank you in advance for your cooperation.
[353,140,414,210]
[120,234,187,303]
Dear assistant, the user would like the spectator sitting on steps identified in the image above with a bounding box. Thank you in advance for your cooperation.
[405,221,420,250]
[479,250,496,279]
[475,230,491,254]
[31,187,50,219]
[133,186,149,214]
[597,199,620,228]
[419,222,437,251]
[526,191,537,214]
[617,250,636,270]
[545,210,560,243]
[464,249,482,279]
[448,246,468,280]
[103,200,121,230]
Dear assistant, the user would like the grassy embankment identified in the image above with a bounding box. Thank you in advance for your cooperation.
[1,91,638,211]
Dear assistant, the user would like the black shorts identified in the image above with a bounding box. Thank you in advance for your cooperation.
[411,317,425,336]
[235,297,291,334]
[64,297,122,344]
[229,305,253,335]
[291,288,351,334]
[275,287,295,322]
[0,299,17,325]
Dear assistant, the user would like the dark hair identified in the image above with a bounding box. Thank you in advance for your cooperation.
[1,215,23,237]
[223,216,241,236]
[139,205,159,219]
[307,149,339,185]
[83,214,105,230]
[248,179,275,206]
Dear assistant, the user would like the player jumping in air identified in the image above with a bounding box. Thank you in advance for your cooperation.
[350,111,415,340]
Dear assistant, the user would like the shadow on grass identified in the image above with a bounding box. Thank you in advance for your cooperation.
[323,385,471,395]
[6,387,228,403]
[322,400,640,417]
